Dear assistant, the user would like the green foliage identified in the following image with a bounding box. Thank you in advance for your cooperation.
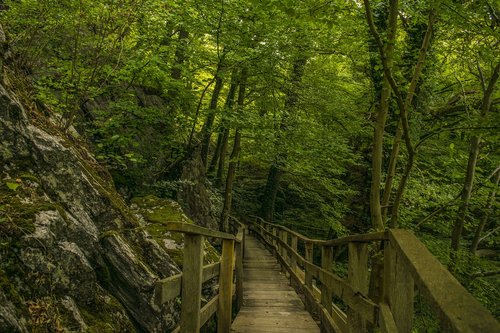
[2,0,500,326]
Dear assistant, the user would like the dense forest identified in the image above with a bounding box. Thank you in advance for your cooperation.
[0,0,499,331]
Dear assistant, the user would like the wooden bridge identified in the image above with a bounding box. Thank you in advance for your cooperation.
[155,217,499,333]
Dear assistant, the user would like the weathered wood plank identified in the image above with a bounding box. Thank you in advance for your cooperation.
[347,242,369,333]
[217,239,234,333]
[232,235,319,333]
[384,240,414,333]
[235,240,244,312]
[304,261,378,324]
[165,221,236,240]
[180,234,203,333]
[389,230,500,333]
[200,295,219,328]
[155,262,220,305]
[321,245,334,314]
[378,303,398,333]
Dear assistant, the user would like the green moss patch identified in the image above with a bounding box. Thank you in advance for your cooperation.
[131,195,189,223]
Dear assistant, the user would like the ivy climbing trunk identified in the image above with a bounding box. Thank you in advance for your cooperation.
[210,69,239,187]
[171,27,189,81]
[260,56,307,222]
[451,62,500,251]
[221,68,247,232]
[369,0,397,231]
[471,168,499,254]
[200,60,225,168]
[389,11,435,228]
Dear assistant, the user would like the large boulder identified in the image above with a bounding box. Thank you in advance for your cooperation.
[0,77,186,332]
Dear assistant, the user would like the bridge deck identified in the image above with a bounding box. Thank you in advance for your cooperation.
[231,235,320,333]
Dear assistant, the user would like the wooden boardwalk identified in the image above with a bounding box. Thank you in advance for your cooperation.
[231,235,320,333]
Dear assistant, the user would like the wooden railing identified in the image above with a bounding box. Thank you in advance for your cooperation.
[248,216,500,333]
[154,220,245,333]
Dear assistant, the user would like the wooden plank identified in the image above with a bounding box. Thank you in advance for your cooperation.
[347,242,369,333]
[155,263,220,305]
[291,234,298,274]
[379,303,398,333]
[331,304,348,333]
[200,295,219,327]
[305,242,313,288]
[249,216,388,246]
[180,234,203,333]
[389,230,500,333]
[305,261,378,324]
[320,306,346,333]
[235,240,244,312]
[321,245,334,314]
[384,240,414,333]
[323,231,389,246]
[203,262,220,282]
[165,221,236,240]
[232,235,320,333]
[217,239,234,333]
[155,274,181,305]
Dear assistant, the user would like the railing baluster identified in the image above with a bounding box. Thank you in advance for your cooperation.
[235,238,244,312]
[321,245,334,314]
[180,234,204,333]
[291,234,298,273]
[384,240,414,333]
[272,226,277,251]
[347,242,369,333]
[305,241,314,288]
[217,238,235,333]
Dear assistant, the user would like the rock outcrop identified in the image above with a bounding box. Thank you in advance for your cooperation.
[0,69,188,331]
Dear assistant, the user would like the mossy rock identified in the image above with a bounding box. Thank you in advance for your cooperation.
[0,177,65,239]
[131,195,190,224]
[131,195,221,267]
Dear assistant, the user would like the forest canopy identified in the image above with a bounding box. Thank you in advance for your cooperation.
[1,0,499,318]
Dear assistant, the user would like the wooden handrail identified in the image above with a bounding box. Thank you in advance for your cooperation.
[388,230,500,332]
[155,221,246,333]
[247,216,500,333]
[164,221,238,241]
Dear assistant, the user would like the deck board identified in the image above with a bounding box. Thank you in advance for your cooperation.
[231,235,320,332]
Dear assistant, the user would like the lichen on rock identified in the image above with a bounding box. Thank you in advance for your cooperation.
[0,78,185,332]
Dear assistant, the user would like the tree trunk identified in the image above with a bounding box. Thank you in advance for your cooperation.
[220,69,247,232]
[210,70,238,185]
[215,128,230,188]
[259,57,306,221]
[451,62,500,251]
[386,10,436,227]
[171,27,188,81]
[471,169,499,254]
[260,164,284,222]
[370,0,398,231]
[200,62,225,167]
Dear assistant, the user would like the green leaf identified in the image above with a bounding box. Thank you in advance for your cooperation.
[5,182,20,191]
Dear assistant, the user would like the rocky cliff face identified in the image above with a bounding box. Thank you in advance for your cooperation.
[0,65,191,331]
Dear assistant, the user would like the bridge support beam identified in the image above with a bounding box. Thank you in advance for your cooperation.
[180,234,204,333]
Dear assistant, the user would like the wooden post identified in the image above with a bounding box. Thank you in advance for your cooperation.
[347,243,369,333]
[321,246,334,313]
[281,231,288,263]
[217,239,235,333]
[180,234,204,333]
[265,223,270,243]
[235,240,244,312]
[305,242,314,288]
[291,235,298,273]
[277,229,283,257]
[384,241,414,333]
[272,227,277,252]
